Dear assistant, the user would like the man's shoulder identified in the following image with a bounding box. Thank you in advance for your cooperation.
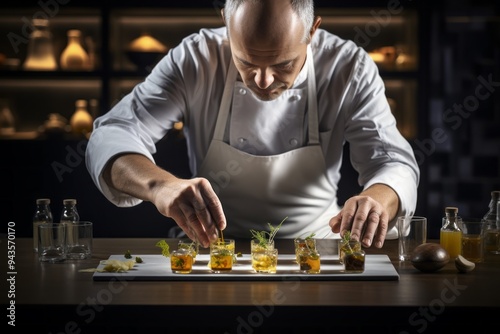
[180,26,227,45]
[312,29,363,59]
[312,29,375,77]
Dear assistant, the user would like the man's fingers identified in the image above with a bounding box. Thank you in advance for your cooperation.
[199,178,226,231]
[331,196,388,248]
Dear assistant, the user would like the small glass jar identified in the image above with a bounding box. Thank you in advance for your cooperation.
[170,248,193,274]
[252,248,278,274]
[297,247,321,274]
[210,239,235,273]
[344,249,366,273]
[178,239,199,263]
[294,237,316,263]
[251,239,275,272]
[338,239,362,264]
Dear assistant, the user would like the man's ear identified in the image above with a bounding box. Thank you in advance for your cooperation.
[221,8,226,25]
[308,16,322,41]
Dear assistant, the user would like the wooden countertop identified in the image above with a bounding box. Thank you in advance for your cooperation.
[7,237,500,332]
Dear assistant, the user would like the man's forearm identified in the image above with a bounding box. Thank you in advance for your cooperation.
[102,153,176,203]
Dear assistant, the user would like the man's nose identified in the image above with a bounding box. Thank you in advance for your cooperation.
[254,68,274,89]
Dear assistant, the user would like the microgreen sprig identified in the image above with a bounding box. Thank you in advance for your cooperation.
[342,231,354,254]
[156,239,170,257]
[250,217,287,247]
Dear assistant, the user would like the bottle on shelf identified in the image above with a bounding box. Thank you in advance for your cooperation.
[33,198,53,253]
[70,99,93,136]
[0,99,15,135]
[482,190,500,256]
[440,206,462,259]
[23,18,57,71]
[60,29,90,71]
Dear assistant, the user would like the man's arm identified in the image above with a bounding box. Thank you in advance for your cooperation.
[103,153,226,247]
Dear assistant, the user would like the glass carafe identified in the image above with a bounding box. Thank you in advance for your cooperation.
[23,18,57,71]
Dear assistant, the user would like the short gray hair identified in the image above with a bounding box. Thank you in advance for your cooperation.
[223,0,315,43]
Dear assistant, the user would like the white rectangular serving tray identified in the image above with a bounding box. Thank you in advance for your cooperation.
[92,254,399,281]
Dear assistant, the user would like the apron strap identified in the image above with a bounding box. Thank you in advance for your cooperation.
[306,46,320,145]
[213,59,238,141]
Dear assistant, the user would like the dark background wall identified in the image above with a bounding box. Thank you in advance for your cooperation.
[1,0,499,240]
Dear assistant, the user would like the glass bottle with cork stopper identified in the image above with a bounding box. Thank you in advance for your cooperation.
[482,190,500,255]
[60,198,80,250]
[33,198,53,252]
[440,206,462,259]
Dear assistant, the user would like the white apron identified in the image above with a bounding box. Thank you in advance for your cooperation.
[197,47,340,239]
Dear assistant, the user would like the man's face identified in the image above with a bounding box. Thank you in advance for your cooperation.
[227,1,308,101]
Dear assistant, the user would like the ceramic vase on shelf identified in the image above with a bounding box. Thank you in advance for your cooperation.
[60,30,90,71]
[70,99,93,137]
[23,18,57,71]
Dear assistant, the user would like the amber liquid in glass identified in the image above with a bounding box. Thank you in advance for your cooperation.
[170,253,193,274]
[251,251,277,273]
[210,254,233,271]
[298,250,321,274]
[484,229,500,254]
[461,235,483,263]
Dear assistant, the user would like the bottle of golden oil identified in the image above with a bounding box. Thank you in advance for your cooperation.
[440,206,462,259]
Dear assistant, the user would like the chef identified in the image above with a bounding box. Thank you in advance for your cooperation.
[86,0,419,248]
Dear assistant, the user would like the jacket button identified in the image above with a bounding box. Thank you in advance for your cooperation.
[289,138,298,146]
[239,88,247,95]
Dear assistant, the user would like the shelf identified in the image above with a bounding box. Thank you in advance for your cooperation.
[0,70,104,79]
[0,5,422,140]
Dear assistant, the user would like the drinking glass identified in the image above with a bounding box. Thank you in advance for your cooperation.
[170,248,193,274]
[210,239,235,273]
[294,237,316,263]
[297,246,321,274]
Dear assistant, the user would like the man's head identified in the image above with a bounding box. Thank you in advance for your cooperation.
[223,0,321,101]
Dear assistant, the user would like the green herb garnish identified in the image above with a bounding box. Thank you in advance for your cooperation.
[156,240,170,257]
[124,250,132,259]
[342,231,354,254]
[173,257,185,268]
[250,217,287,247]
[305,232,316,240]
[135,256,143,263]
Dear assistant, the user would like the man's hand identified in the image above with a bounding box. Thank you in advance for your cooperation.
[104,153,226,248]
[329,184,399,248]
[152,177,226,248]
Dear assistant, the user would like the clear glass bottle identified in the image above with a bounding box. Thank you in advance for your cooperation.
[33,198,53,252]
[60,198,80,249]
[23,18,57,71]
[60,29,90,70]
[482,190,500,255]
[60,198,80,224]
[440,206,462,259]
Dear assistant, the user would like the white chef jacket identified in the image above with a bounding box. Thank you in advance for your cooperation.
[86,27,420,239]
